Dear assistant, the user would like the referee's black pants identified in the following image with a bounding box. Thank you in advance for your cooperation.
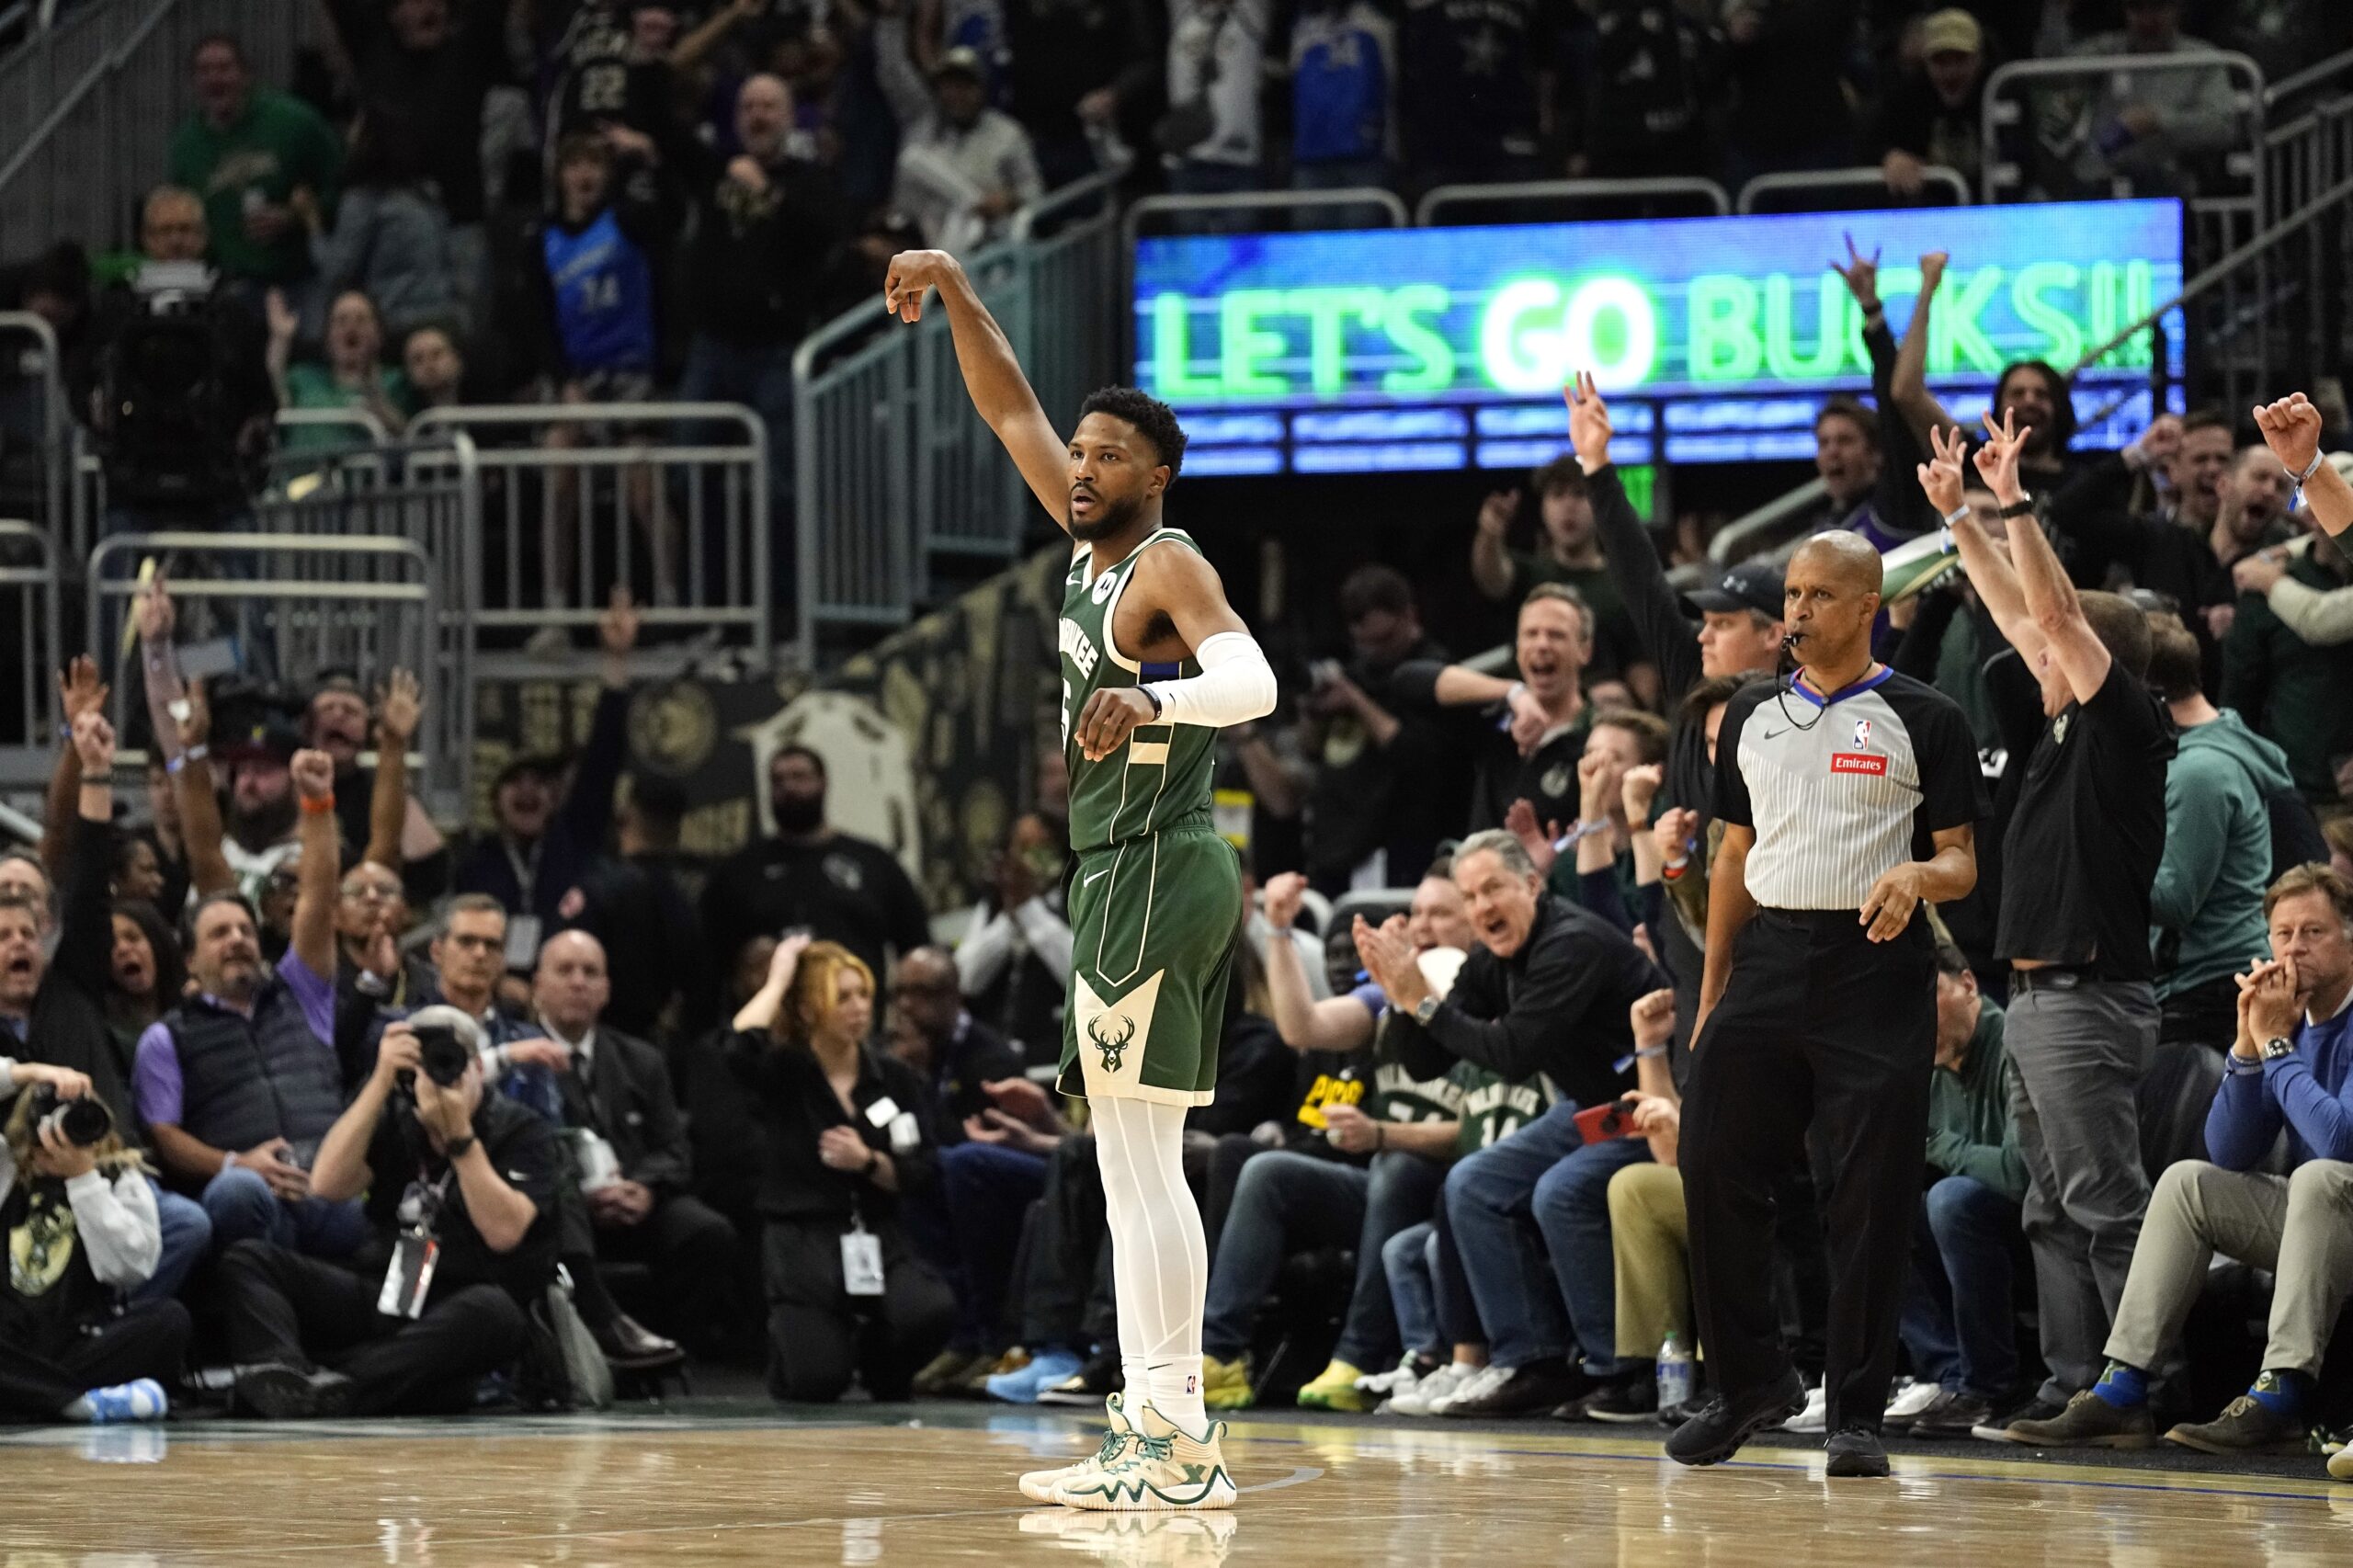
[1683,907,1935,1435]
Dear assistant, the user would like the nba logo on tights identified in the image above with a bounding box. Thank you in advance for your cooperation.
[1188,1375,1199,1393]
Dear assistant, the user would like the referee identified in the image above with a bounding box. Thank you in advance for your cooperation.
[1666,531,1987,1479]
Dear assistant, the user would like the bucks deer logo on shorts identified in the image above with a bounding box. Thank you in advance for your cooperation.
[1088,1012,1137,1074]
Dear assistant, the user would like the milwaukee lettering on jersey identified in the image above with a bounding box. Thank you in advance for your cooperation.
[1831,752,1888,776]
[1059,618,1099,679]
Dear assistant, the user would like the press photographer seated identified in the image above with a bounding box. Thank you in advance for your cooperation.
[218,1008,557,1418]
[0,1066,188,1424]
[728,937,954,1404]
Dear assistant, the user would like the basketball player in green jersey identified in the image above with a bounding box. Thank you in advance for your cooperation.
[885,249,1276,1511]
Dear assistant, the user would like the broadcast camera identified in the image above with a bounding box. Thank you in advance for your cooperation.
[97,261,267,510]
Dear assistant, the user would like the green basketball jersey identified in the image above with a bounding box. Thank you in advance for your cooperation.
[1057,528,1218,854]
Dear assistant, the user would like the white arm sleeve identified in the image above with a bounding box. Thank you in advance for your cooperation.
[65,1168,162,1289]
[1143,631,1277,729]
[1012,895,1075,982]
[955,901,1017,994]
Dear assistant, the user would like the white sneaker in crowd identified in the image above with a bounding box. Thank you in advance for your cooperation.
[1779,1382,1829,1434]
[1356,1354,1431,1401]
[1390,1362,1480,1417]
[1882,1378,1941,1432]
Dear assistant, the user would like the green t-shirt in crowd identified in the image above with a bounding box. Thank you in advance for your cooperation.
[1453,1062,1556,1156]
[167,88,345,284]
[279,362,415,449]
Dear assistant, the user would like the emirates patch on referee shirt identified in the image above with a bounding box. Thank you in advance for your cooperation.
[1831,753,1889,775]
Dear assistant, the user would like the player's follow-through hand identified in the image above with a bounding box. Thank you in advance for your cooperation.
[884,250,960,323]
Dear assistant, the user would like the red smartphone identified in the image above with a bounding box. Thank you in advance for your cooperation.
[1574,1099,1642,1143]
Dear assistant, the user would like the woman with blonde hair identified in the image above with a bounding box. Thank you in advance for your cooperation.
[729,937,954,1403]
[0,1067,189,1421]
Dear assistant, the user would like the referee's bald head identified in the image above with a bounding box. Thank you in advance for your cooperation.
[1791,530,1884,595]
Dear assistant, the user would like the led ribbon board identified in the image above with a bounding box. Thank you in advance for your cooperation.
[1132,199,2185,475]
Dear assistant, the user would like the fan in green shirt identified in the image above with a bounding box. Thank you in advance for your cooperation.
[167,37,343,287]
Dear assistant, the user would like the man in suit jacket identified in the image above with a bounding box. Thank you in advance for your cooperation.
[532,931,738,1352]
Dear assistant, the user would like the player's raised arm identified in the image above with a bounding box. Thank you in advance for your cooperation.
[885,248,1073,531]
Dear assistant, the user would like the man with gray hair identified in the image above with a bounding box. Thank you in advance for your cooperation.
[1355,827,1667,1418]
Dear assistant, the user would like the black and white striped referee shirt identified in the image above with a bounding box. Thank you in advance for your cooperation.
[1713,667,1986,912]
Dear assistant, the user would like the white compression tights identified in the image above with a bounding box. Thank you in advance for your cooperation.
[1092,1095,1210,1435]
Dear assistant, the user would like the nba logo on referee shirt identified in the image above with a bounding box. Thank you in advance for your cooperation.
[1833,716,1887,775]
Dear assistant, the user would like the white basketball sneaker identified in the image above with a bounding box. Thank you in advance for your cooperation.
[1052,1402,1238,1512]
[1020,1392,1142,1503]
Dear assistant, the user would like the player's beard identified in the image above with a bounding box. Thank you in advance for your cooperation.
[1068,487,1145,541]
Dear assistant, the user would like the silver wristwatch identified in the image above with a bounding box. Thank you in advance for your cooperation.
[2261,1035,2296,1062]
[1413,995,1440,1028]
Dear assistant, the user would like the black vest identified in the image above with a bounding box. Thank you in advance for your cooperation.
[165,978,345,1155]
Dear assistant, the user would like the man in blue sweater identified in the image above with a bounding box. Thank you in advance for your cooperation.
[2004,863,2353,1452]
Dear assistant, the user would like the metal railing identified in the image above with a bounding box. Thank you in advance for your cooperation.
[1709,477,1833,566]
[0,0,332,258]
[0,310,67,538]
[1981,51,2266,265]
[88,530,452,805]
[1735,165,1972,213]
[409,403,771,672]
[1416,177,1728,226]
[795,175,1127,665]
[0,518,62,788]
[1125,187,1408,244]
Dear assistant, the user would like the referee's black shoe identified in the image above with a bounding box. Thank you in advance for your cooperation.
[1824,1426,1892,1478]
[1664,1369,1807,1466]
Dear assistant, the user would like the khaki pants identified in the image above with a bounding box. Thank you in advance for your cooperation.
[2106,1159,2353,1377]
[1609,1163,1693,1359]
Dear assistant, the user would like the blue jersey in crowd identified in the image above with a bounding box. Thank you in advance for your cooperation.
[1291,3,1392,164]
[2205,998,2353,1170]
[543,207,655,375]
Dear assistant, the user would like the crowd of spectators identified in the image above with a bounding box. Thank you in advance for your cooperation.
[6,292,2353,1475]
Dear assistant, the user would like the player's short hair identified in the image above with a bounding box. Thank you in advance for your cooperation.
[1078,386,1188,481]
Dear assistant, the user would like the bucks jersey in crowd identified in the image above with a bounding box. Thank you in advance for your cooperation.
[1056,530,1245,1108]
[544,208,655,377]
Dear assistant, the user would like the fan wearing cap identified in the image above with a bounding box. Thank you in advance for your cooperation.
[1870,9,1988,195]
[210,704,315,907]
[877,36,1043,254]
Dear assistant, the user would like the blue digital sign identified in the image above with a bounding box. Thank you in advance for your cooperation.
[1132,199,2185,474]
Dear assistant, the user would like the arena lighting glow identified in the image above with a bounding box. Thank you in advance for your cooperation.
[1132,199,2186,474]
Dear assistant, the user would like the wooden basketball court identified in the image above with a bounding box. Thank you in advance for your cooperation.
[7,1403,2347,1564]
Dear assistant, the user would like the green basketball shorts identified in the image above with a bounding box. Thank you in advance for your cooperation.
[1057,825,1244,1108]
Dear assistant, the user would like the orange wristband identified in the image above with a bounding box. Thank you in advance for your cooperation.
[300,794,335,816]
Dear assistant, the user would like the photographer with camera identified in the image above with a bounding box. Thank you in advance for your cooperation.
[134,746,366,1258]
[5,699,214,1302]
[0,1064,189,1424]
[219,1006,555,1418]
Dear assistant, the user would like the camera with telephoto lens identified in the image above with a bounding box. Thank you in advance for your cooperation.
[26,1084,114,1148]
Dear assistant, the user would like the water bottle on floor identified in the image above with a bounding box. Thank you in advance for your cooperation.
[1656,1332,1694,1414]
